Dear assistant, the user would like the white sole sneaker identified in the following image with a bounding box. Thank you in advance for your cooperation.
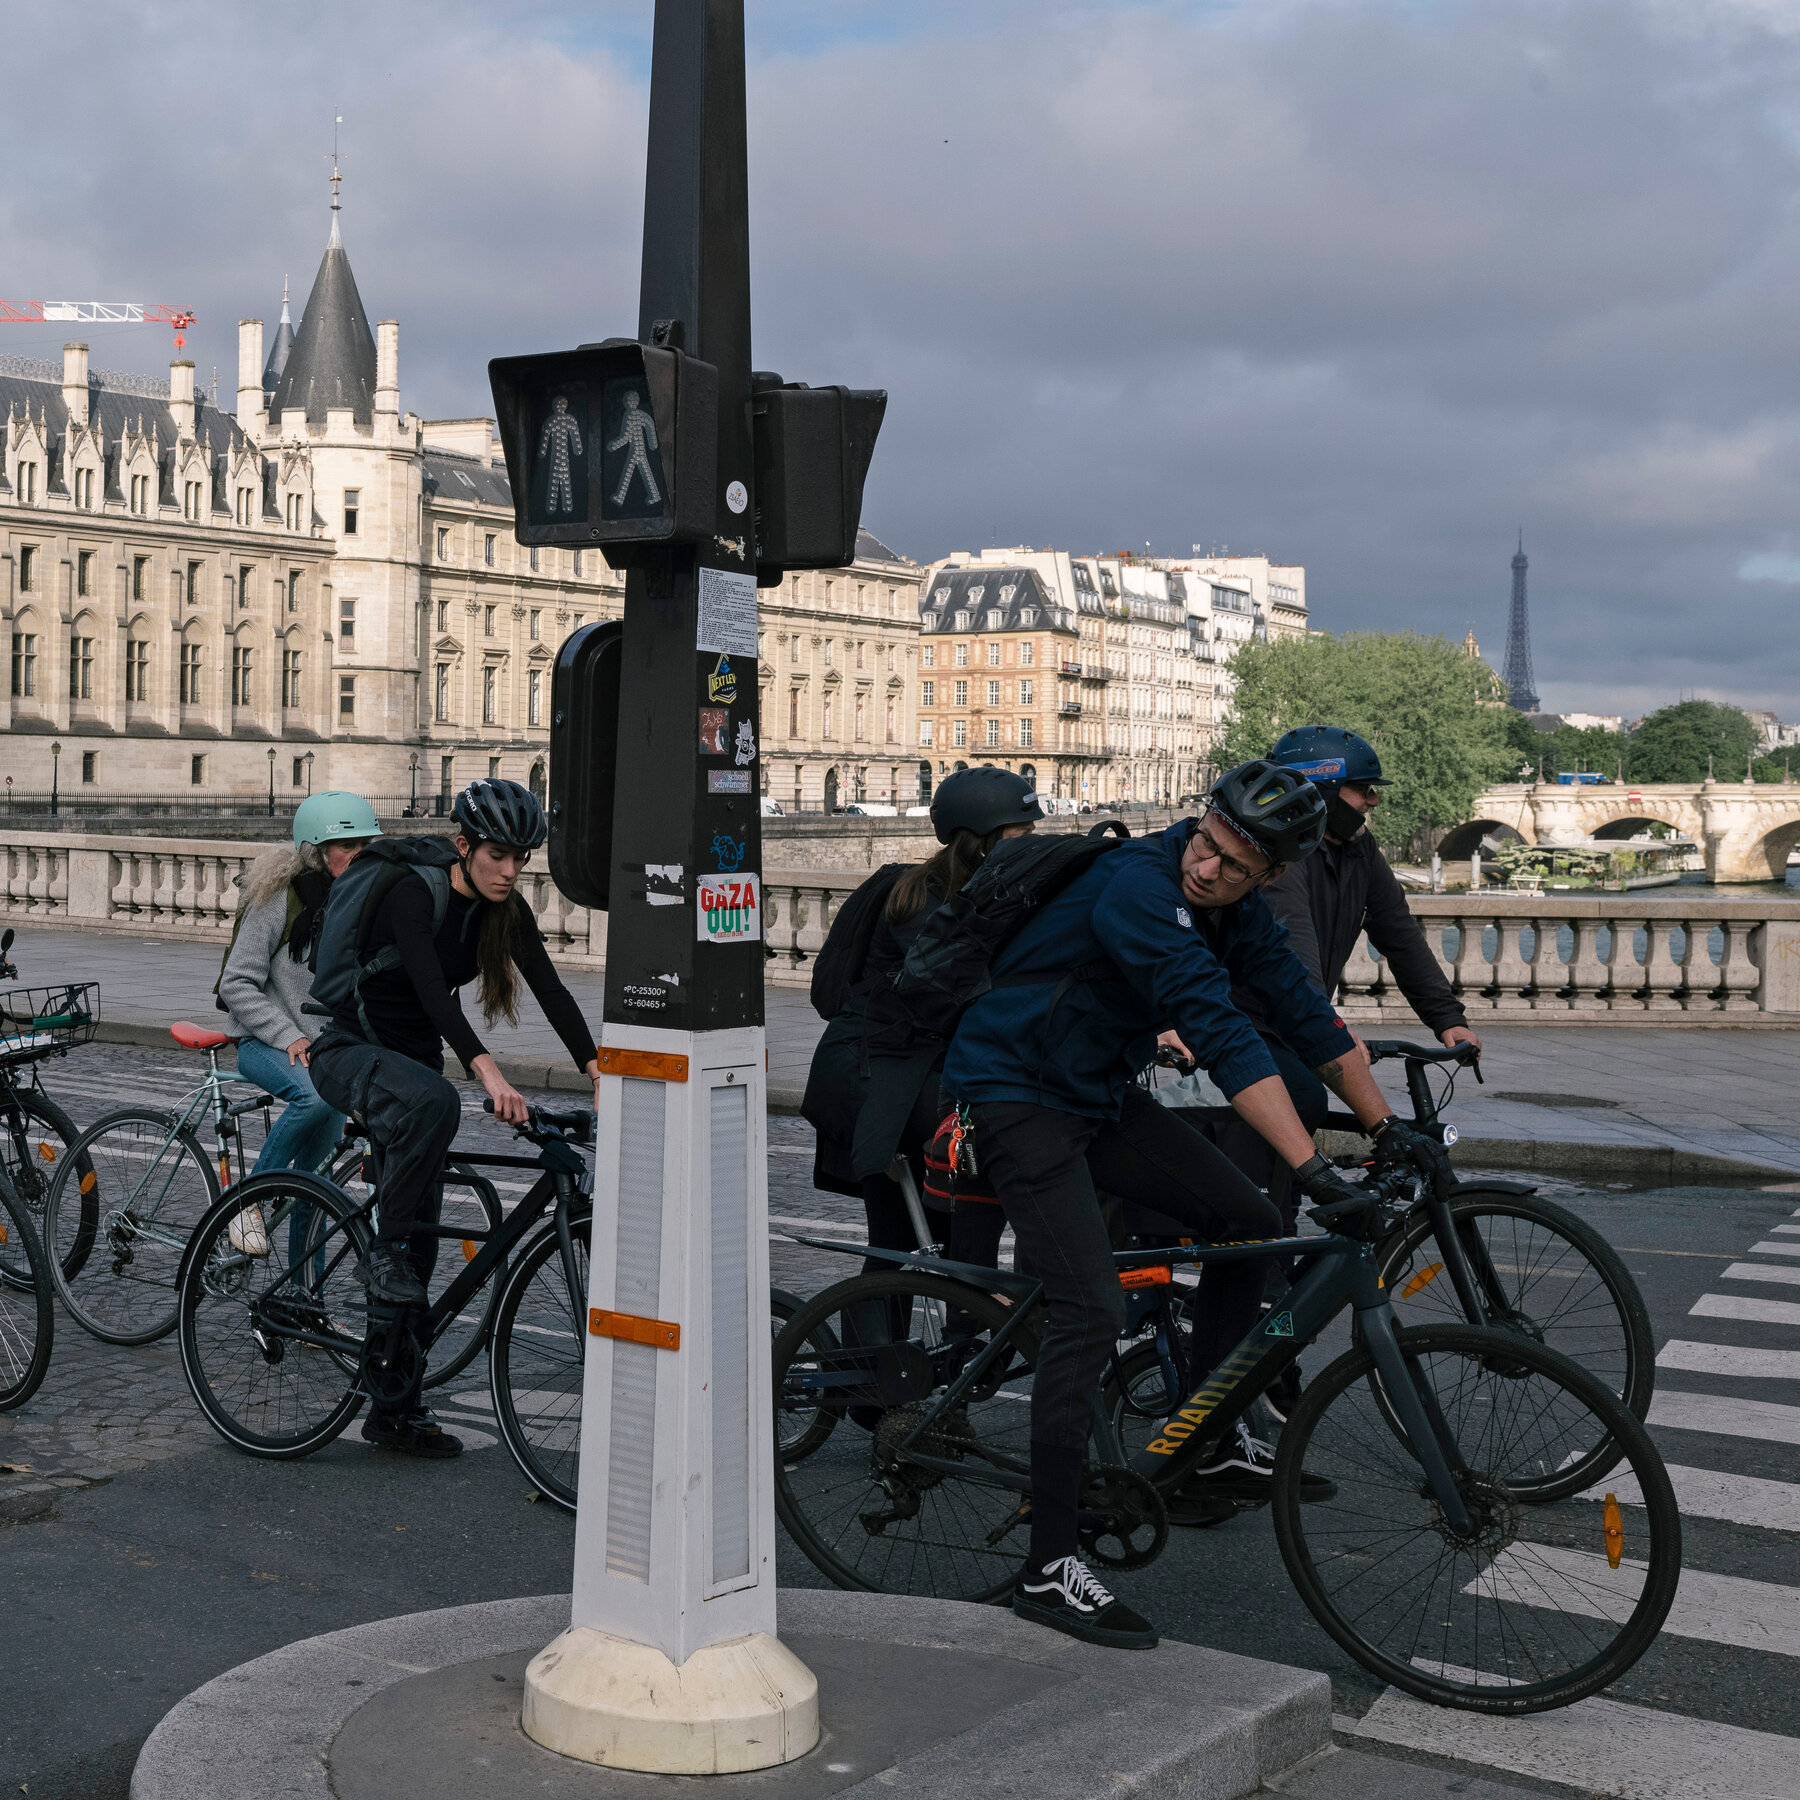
[228,1207,270,1257]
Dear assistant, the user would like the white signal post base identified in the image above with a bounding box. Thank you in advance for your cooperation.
[522,1022,820,1774]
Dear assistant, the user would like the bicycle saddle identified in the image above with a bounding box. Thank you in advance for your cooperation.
[170,1020,236,1050]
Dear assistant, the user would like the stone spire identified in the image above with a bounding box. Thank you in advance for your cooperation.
[261,276,295,400]
[267,156,377,427]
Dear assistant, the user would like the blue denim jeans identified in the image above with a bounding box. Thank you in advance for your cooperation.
[238,1035,346,1177]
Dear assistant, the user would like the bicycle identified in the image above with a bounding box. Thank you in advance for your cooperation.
[0,1163,53,1410]
[41,1021,277,1345]
[177,1098,596,1503]
[770,1165,1682,1715]
[0,928,100,1295]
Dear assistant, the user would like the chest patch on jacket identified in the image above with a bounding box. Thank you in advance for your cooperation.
[1176,906,1193,929]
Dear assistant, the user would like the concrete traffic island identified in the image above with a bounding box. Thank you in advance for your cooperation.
[129,1589,1331,1800]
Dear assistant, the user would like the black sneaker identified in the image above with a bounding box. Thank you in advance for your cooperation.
[358,1244,427,1306]
[1180,1422,1337,1504]
[1013,1555,1158,1649]
[362,1406,463,1459]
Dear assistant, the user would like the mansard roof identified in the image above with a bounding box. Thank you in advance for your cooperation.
[919,566,1074,635]
[268,226,378,426]
[854,527,911,567]
[0,360,251,465]
[421,449,513,509]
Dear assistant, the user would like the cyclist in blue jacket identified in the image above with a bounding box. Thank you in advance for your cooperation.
[941,761,1450,1651]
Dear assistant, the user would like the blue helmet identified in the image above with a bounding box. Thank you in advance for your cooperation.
[1268,725,1388,790]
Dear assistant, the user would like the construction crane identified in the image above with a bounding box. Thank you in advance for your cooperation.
[0,301,196,349]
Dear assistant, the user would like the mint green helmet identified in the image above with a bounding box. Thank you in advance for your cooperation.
[293,791,380,849]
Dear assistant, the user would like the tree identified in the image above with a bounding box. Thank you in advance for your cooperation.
[1626,700,1758,784]
[1217,631,1517,857]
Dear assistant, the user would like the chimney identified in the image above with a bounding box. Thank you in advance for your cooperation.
[62,343,89,429]
[237,319,265,431]
[376,320,399,417]
[169,360,195,439]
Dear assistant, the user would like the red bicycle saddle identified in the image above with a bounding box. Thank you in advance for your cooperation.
[170,1021,236,1050]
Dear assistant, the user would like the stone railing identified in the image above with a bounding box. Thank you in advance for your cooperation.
[1339,893,1800,1020]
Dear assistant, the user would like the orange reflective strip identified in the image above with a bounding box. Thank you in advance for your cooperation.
[1119,1265,1172,1290]
[590,1307,680,1350]
[598,1047,689,1083]
[462,1239,479,1263]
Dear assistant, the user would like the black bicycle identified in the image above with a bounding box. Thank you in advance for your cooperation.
[771,1166,1681,1715]
[0,929,99,1297]
[176,1100,595,1503]
[0,1164,53,1410]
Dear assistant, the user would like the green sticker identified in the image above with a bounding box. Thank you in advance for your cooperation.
[1265,1310,1295,1338]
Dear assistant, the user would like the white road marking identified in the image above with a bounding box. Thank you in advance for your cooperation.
[1347,1684,1800,1800]
[1748,1241,1800,1259]
[1658,1340,1800,1381]
[768,1214,864,1237]
[1775,1220,1800,1232]
[1724,1262,1800,1289]
[1691,1293,1800,1328]
[1651,1389,1800,1447]
[1582,1461,1800,1534]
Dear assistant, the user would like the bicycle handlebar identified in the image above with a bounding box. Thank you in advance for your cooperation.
[1364,1039,1479,1069]
[481,1097,595,1144]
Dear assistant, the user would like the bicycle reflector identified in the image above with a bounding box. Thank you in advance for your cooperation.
[462,1239,478,1263]
[1604,1493,1624,1569]
[36,1142,54,1162]
[1400,1261,1443,1299]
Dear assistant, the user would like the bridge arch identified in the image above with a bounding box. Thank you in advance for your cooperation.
[1436,818,1525,862]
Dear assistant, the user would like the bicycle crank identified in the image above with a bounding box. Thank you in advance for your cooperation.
[358,1309,423,1409]
[1078,1464,1169,1571]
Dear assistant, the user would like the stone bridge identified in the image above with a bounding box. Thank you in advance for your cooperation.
[1441,781,1800,882]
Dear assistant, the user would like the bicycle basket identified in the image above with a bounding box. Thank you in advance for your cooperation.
[0,982,100,1060]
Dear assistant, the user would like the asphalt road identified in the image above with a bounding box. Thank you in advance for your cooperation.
[6,1044,1800,1797]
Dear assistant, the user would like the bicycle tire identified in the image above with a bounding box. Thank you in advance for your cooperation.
[0,1085,92,1290]
[489,1218,589,1511]
[1272,1323,1680,1714]
[1370,1189,1655,1498]
[772,1285,842,1465]
[176,1174,369,1458]
[0,1170,53,1410]
[772,1269,1040,1605]
[46,1107,220,1345]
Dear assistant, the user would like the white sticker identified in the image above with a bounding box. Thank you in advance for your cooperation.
[645,863,685,907]
[697,566,758,657]
[734,719,757,766]
[697,872,761,943]
[725,479,748,515]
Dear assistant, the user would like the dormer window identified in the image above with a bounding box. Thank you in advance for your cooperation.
[954,611,972,631]
[986,609,1004,629]
[968,585,985,605]
[74,468,95,509]
[131,473,149,515]
[184,481,203,520]
[999,584,1017,605]
[1021,608,1038,626]
[932,588,951,606]
[236,487,254,526]
[286,492,304,531]
[16,463,36,504]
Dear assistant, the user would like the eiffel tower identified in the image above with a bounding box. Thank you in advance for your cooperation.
[1501,531,1539,712]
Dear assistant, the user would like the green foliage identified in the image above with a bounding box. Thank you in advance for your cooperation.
[1627,700,1757,783]
[1217,631,1516,856]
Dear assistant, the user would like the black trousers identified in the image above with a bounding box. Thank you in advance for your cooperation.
[972,1088,1280,1567]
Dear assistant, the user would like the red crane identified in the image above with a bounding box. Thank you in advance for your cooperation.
[0,301,196,349]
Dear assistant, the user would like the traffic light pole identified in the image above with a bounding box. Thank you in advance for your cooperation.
[521,0,817,1774]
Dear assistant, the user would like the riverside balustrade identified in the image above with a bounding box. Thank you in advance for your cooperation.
[3,832,1796,1013]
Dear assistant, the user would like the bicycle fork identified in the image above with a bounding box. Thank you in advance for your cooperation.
[1355,1296,1474,1537]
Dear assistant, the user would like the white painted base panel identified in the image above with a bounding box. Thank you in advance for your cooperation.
[1650,1389,1800,1446]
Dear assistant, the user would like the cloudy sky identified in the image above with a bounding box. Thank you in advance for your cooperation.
[5,0,1799,718]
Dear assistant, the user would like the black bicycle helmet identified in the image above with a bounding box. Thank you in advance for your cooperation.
[1207,760,1327,866]
[929,765,1044,845]
[452,778,548,851]
[1268,725,1388,789]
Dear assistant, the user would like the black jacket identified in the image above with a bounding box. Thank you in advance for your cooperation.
[1234,828,1467,1038]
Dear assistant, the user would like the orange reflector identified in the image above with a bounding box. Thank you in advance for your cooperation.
[462,1239,478,1263]
[1119,1265,1172,1290]
[219,1158,231,1187]
[1401,1261,1444,1299]
[36,1142,56,1163]
[597,1047,689,1083]
[1603,1493,1624,1569]
[0,1223,8,1244]
[80,1170,97,1195]
[590,1307,680,1351]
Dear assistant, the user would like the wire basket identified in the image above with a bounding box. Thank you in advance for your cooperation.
[0,982,100,1060]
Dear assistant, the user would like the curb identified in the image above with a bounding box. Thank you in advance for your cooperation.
[130,1590,1330,1800]
[1319,1128,1797,1186]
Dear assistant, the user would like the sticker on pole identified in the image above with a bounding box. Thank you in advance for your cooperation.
[697,872,760,944]
[697,567,758,658]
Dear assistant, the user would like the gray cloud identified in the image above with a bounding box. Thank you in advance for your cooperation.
[5,0,1799,715]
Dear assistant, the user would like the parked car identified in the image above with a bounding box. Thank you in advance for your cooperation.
[760,796,784,816]
[842,803,898,816]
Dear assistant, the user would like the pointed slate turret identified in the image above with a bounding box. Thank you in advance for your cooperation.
[262,277,295,401]
[268,213,377,427]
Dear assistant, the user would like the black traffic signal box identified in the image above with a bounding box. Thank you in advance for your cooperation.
[489,341,718,548]
[545,620,622,910]
[751,376,886,581]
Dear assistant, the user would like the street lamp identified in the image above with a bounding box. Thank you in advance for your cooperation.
[304,751,314,795]
[267,746,277,818]
[408,751,419,816]
[49,742,61,818]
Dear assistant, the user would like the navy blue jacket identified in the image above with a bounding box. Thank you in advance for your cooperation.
[941,821,1356,1120]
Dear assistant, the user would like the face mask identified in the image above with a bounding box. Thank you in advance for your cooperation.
[1325,790,1366,841]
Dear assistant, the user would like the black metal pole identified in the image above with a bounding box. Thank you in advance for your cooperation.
[603,0,761,1033]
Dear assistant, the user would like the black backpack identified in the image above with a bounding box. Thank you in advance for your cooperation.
[303,837,460,1040]
[809,863,907,1021]
[869,822,1129,1050]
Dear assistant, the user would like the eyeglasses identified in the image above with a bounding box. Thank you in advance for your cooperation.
[1190,812,1266,887]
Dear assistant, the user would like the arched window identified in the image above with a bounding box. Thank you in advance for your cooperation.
[529,760,547,802]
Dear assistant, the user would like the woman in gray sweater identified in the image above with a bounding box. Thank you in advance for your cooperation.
[219,793,378,1253]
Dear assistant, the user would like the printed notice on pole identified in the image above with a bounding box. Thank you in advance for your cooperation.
[697,873,760,944]
[697,567,758,658]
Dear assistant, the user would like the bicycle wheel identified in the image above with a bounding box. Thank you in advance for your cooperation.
[772,1269,1040,1604]
[1373,1191,1655,1497]
[489,1218,589,1511]
[0,1085,93,1290]
[0,1171,53,1409]
[45,1108,219,1345]
[1273,1323,1680,1714]
[772,1285,842,1466]
[177,1174,369,1457]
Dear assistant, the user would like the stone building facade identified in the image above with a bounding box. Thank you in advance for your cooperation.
[756,530,927,812]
